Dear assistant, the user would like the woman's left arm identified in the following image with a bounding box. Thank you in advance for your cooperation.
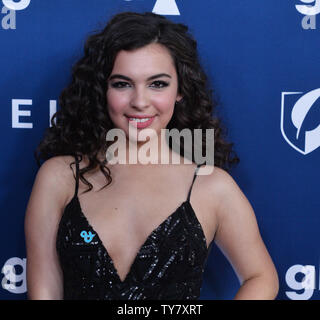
[211,168,279,300]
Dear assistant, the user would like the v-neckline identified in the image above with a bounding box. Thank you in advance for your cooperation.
[73,196,208,284]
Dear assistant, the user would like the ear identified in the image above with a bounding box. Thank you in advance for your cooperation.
[176,94,183,103]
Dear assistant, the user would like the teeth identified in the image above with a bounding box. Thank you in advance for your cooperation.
[129,118,151,123]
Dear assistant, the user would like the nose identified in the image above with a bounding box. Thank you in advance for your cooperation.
[130,86,150,110]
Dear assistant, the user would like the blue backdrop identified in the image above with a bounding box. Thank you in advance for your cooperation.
[1,0,319,300]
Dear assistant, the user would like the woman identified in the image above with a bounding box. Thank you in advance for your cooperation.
[24,11,279,300]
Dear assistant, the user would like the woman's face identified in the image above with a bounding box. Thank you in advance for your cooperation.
[106,43,182,142]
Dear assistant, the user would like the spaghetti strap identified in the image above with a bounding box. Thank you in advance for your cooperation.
[186,164,201,202]
[73,155,80,198]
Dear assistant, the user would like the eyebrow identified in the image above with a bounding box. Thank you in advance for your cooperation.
[108,73,172,81]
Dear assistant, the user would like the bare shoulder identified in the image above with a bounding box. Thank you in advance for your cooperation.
[204,166,237,187]
[195,165,258,245]
[34,155,77,208]
[198,165,239,200]
[39,155,75,173]
[203,166,256,227]
[198,165,246,216]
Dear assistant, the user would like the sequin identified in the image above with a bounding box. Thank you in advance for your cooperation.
[56,156,214,300]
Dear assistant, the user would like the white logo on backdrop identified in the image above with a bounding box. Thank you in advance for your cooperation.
[2,0,30,10]
[285,264,317,300]
[152,0,180,15]
[295,0,320,29]
[1,0,31,30]
[281,89,320,155]
[296,0,320,16]
[11,99,57,128]
[1,257,27,294]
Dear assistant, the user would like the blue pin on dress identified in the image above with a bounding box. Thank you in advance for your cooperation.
[80,230,96,243]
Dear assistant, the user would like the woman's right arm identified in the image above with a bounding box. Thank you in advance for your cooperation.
[24,156,73,300]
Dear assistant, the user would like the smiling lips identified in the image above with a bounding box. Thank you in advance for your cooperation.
[126,115,156,129]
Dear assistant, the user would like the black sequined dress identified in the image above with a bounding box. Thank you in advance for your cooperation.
[56,156,213,300]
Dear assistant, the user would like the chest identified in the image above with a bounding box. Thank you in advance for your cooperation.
[62,165,218,283]
[57,195,211,287]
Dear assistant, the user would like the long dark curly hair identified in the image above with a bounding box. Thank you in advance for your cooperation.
[34,11,239,194]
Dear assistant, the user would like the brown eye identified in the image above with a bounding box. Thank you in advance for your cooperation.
[150,81,169,88]
[110,81,130,88]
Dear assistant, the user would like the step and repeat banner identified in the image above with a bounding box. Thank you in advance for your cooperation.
[0,0,319,300]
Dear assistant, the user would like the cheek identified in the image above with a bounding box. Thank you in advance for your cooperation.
[152,94,176,114]
[106,91,128,115]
